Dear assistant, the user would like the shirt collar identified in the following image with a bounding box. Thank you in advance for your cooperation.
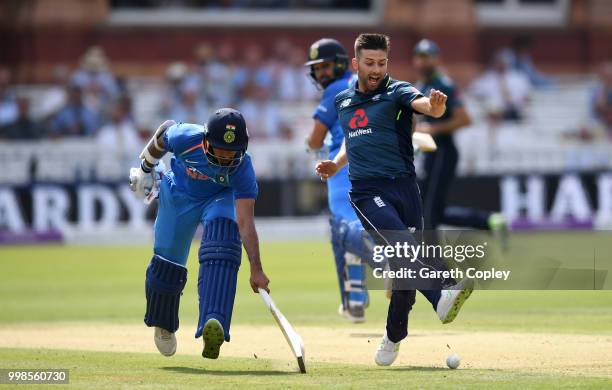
[354,74,390,96]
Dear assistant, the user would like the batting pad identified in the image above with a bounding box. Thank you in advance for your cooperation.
[195,218,242,342]
[144,255,188,333]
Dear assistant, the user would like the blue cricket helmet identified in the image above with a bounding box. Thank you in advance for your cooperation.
[204,108,248,169]
[304,38,349,88]
[413,39,440,57]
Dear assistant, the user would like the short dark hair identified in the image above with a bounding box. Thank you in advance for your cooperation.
[354,33,390,58]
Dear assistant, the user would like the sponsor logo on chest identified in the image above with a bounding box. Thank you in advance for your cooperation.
[347,108,373,138]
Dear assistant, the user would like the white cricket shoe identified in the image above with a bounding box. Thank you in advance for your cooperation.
[154,327,176,357]
[436,278,474,324]
[374,333,400,366]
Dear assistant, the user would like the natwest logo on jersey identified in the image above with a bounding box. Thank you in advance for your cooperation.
[349,108,369,129]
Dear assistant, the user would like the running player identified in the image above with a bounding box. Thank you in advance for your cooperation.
[129,108,270,360]
[315,33,473,366]
[305,38,373,322]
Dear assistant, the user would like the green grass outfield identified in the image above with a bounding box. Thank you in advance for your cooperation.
[2,348,611,390]
[1,233,612,388]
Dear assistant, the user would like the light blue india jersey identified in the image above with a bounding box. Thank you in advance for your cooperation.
[162,122,258,200]
[312,71,358,221]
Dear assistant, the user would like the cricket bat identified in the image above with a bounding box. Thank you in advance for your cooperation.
[258,289,306,373]
[412,132,437,152]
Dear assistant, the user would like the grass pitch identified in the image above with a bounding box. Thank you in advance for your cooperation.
[2,348,611,390]
[1,232,611,388]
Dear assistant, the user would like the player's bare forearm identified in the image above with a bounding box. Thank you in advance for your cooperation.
[240,220,262,270]
[306,119,328,151]
[412,90,447,119]
[412,97,446,118]
[236,198,270,292]
[236,199,262,269]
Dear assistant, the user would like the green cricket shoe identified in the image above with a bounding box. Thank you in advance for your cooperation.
[436,278,474,324]
[488,212,509,251]
[202,318,224,359]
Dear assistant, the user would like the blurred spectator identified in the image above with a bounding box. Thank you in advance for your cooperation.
[160,62,189,117]
[591,61,612,135]
[197,43,236,107]
[233,45,274,100]
[238,79,290,139]
[49,84,100,137]
[275,42,318,102]
[71,46,120,116]
[168,83,209,125]
[156,41,315,139]
[506,36,555,88]
[183,43,236,108]
[97,96,142,170]
[35,65,70,120]
[0,96,45,140]
[470,50,531,122]
[0,67,18,127]
[111,0,369,9]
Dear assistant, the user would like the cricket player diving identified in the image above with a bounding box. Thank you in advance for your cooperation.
[129,108,270,360]
[315,33,473,366]
[304,38,375,323]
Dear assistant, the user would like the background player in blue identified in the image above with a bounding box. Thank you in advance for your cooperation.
[316,33,473,367]
[412,40,508,238]
[129,108,270,360]
[304,38,373,323]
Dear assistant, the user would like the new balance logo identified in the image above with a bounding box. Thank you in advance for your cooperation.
[373,196,385,207]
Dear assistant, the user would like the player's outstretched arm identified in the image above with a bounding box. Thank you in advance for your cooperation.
[236,198,270,293]
[411,89,447,118]
[315,139,347,180]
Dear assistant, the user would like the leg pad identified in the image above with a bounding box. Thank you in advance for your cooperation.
[195,218,242,341]
[144,255,187,333]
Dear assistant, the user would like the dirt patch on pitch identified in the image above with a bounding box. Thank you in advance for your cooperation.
[0,322,610,376]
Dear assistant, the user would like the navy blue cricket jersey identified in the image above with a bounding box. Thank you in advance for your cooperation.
[334,75,424,180]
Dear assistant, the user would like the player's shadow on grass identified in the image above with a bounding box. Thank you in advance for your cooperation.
[161,366,294,376]
[386,366,449,372]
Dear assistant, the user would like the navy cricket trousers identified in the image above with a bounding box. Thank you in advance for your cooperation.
[349,176,448,342]
[421,142,490,230]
